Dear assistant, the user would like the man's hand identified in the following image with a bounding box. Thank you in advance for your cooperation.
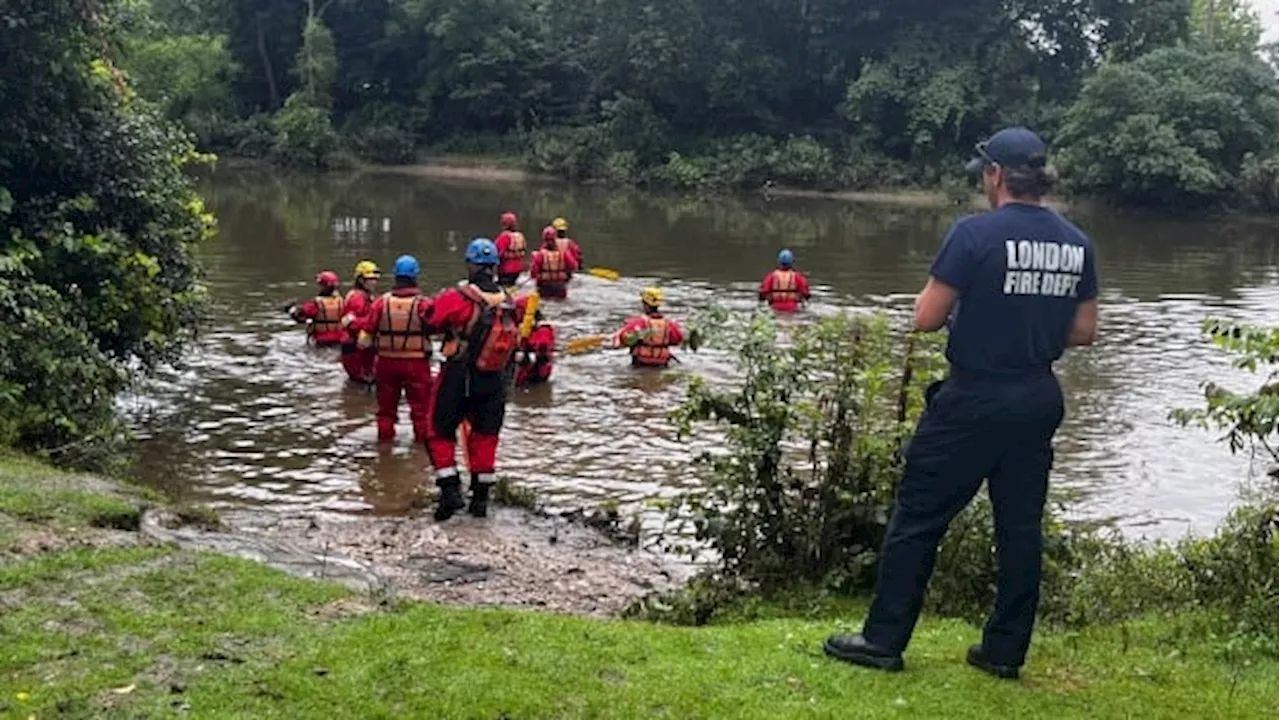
[913,277,959,332]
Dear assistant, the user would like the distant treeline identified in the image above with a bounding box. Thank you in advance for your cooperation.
[121,0,1277,211]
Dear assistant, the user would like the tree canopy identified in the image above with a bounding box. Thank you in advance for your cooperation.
[109,0,1280,208]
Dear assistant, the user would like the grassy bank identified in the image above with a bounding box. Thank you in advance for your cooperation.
[2,455,1276,719]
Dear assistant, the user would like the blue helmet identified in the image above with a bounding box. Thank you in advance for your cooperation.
[393,254,420,279]
[465,237,499,266]
[777,249,794,267]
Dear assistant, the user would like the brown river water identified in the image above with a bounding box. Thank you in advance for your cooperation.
[127,166,1279,543]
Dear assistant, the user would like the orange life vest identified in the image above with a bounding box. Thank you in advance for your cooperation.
[768,270,800,303]
[441,284,521,373]
[631,316,672,366]
[502,231,527,262]
[374,293,429,359]
[536,249,569,284]
[309,295,344,337]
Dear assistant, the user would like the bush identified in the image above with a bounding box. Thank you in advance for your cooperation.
[525,125,610,181]
[1239,151,1279,212]
[0,1,211,467]
[659,312,947,590]
[351,125,417,165]
[271,96,343,169]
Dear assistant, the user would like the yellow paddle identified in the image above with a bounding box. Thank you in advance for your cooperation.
[520,291,540,338]
[564,335,610,355]
[586,267,620,281]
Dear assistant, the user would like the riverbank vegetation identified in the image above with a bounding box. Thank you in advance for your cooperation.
[2,453,1276,718]
[632,312,1277,656]
[111,0,1278,211]
[0,1,211,468]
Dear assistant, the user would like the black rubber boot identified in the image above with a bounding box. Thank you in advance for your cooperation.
[468,474,492,518]
[433,474,466,522]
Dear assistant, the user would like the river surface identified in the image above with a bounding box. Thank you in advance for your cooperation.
[128,166,1279,542]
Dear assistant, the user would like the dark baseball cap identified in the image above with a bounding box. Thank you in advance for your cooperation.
[964,126,1047,175]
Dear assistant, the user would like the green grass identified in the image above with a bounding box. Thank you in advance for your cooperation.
[0,454,1276,719]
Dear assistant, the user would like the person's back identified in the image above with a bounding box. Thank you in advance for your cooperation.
[823,125,1098,681]
[937,205,1094,378]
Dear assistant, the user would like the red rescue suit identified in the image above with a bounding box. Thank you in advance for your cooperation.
[614,313,684,368]
[423,278,521,479]
[529,246,578,299]
[555,234,583,268]
[339,285,377,383]
[758,269,811,312]
[292,293,347,345]
[515,323,555,386]
[495,229,528,286]
[357,287,434,442]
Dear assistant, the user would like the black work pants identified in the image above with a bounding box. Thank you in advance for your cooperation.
[861,369,1064,667]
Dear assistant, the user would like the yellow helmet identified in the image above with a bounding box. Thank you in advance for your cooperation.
[552,217,569,232]
[353,260,380,280]
[640,287,663,308]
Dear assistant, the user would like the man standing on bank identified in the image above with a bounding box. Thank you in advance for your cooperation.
[823,126,1099,679]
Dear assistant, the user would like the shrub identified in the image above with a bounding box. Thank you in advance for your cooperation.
[660,311,947,590]
[525,125,610,181]
[351,125,417,165]
[271,96,342,169]
[0,1,211,467]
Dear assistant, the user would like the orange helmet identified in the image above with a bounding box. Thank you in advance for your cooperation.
[500,212,517,229]
[541,226,558,244]
[315,270,340,288]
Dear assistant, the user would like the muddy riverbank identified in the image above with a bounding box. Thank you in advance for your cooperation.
[142,503,688,617]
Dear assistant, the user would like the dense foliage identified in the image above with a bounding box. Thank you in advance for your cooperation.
[635,313,1277,651]
[0,0,212,467]
[117,0,1277,208]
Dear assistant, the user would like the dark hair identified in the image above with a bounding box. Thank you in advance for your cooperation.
[1004,164,1058,199]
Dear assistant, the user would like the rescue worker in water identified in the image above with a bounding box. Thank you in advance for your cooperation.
[530,225,579,299]
[551,216,583,268]
[611,287,684,368]
[339,260,380,384]
[759,249,811,312]
[423,238,523,520]
[355,255,434,443]
[514,296,554,387]
[288,271,347,346]
[494,211,528,287]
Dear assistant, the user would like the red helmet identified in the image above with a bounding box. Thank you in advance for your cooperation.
[541,226,557,244]
[315,270,340,288]
[500,212,517,229]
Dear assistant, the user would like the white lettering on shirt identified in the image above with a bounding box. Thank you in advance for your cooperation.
[1002,239,1085,297]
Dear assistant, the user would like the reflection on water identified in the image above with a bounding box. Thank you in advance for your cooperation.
[129,167,1279,540]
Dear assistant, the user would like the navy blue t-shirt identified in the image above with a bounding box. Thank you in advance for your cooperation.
[930,203,1098,376]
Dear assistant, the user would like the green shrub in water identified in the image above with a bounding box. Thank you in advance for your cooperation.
[659,311,947,590]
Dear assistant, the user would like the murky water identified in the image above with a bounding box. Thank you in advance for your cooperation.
[129,166,1279,540]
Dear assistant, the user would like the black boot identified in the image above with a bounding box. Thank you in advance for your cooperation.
[822,633,904,672]
[468,473,493,518]
[434,473,466,522]
[965,644,1020,680]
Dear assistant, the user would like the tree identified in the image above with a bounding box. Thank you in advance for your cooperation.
[1189,0,1265,53]
[0,0,212,465]
[1056,46,1279,210]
